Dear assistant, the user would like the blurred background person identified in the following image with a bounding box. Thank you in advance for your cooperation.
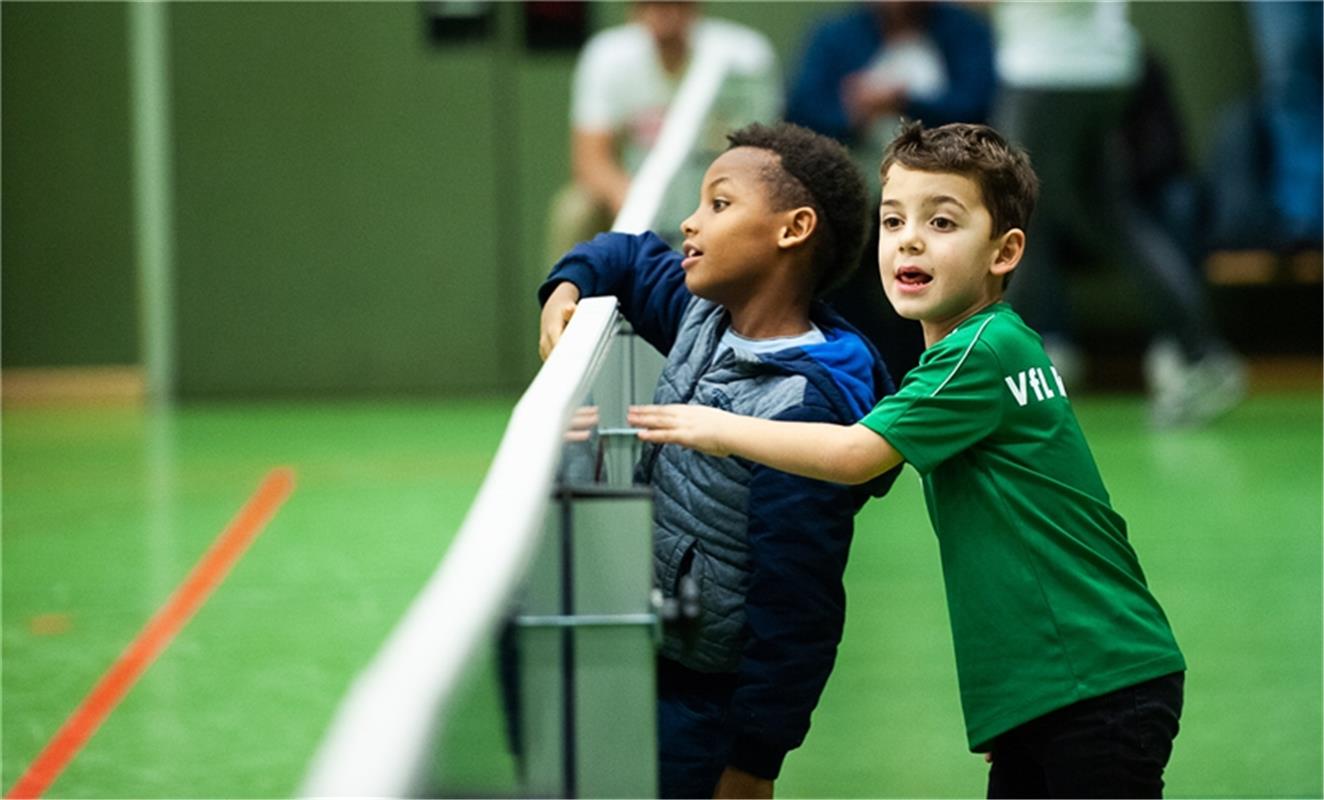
[545,0,780,262]
[991,0,1246,428]
[1118,49,1210,280]
[1203,1,1323,257]
[786,0,996,380]
[1246,0,1322,252]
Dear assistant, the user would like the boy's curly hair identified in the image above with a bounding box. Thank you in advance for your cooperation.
[726,122,868,296]
[880,121,1039,236]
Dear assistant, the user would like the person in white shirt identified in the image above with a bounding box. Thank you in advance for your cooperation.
[546,1,781,262]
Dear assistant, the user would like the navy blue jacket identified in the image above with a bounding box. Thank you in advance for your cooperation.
[541,231,897,778]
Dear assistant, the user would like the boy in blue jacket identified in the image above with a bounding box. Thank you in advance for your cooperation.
[539,122,895,798]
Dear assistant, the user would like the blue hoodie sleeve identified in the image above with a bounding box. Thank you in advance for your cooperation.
[901,6,996,126]
[538,231,693,355]
[726,400,866,779]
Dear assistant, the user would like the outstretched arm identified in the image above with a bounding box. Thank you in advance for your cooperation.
[539,232,693,356]
[627,404,903,485]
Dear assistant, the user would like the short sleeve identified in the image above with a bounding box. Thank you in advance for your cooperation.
[571,34,619,130]
[859,339,1004,475]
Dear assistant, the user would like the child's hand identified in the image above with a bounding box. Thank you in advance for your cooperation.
[564,405,599,442]
[712,766,773,799]
[628,404,734,457]
[539,282,581,360]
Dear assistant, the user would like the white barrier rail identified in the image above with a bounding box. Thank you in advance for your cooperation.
[300,297,621,797]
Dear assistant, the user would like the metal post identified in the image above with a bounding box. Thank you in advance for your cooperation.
[128,1,176,405]
[517,484,656,798]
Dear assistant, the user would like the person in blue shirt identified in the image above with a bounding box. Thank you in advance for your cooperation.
[787,1,995,157]
[539,122,894,798]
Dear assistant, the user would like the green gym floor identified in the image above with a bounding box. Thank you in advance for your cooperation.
[3,390,1321,798]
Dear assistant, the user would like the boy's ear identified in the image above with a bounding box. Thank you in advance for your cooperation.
[777,206,818,251]
[990,228,1026,279]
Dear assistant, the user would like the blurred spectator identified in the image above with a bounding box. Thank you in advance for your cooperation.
[787,1,995,195]
[991,0,1245,428]
[787,1,996,379]
[545,1,780,262]
[1246,0,1322,250]
[1120,50,1209,271]
[1205,2,1323,254]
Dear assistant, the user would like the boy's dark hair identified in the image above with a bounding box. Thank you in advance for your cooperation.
[726,122,868,296]
[880,121,1039,237]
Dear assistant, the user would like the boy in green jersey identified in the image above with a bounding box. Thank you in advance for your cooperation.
[629,121,1186,798]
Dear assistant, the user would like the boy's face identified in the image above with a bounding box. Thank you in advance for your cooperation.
[678,147,786,304]
[877,164,1013,331]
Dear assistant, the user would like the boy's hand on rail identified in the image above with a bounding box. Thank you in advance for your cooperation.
[628,404,735,457]
[539,282,582,361]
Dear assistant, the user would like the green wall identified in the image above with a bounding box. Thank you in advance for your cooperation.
[2,3,139,368]
[1,2,1260,397]
[169,4,509,396]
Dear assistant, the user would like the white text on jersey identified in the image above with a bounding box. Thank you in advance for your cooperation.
[1004,367,1068,407]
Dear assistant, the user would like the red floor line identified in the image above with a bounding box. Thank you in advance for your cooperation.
[5,467,297,799]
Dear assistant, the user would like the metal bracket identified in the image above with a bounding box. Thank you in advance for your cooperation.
[514,612,657,629]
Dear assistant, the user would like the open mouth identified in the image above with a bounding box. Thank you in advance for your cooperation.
[682,243,703,268]
[896,266,932,287]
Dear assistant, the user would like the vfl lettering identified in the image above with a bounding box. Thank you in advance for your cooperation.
[1005,367,1067,407]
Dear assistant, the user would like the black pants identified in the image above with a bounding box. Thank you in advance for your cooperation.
[986,671,1184,799]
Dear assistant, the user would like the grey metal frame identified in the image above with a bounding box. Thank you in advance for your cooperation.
[509,322,666,798]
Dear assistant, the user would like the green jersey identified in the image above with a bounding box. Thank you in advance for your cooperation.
[859,303,1185,751]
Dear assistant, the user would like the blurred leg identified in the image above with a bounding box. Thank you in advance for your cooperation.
[1115,192,1221,361]
[545,182,613,265]
[994,88,1083,344]
[1247,1,1324,244]
[1075,92,1246,424]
